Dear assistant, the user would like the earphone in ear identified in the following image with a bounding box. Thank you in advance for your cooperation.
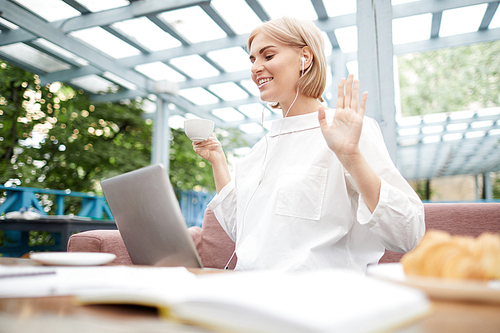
[301,57,306,75]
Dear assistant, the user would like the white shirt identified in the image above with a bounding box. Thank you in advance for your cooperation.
[208,110,425,272]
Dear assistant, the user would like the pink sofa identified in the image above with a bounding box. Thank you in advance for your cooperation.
[68,203,500,268]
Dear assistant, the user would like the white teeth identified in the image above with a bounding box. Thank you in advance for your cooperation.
[258,78,273,85]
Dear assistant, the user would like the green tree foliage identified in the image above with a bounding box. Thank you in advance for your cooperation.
[0,61,246,199]
[397,40,500,117]
[0,61,152,195]
[493,172,500,199]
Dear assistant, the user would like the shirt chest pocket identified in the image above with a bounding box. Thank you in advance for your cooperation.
[275,166,328,220]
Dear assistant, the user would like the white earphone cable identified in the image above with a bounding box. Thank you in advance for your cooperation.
[224,58,305,270]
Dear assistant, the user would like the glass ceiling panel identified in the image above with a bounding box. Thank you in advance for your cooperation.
[259,0,318,21]
[13,0,81,22]
[33,39,89,66]
[206,47,251,73]
[0,17,19,30]
[112,17,182,52]
[158,6,227,43]
[440,3,488,37]
[135,62,186,82]
[490,8,500,29]
[208,82,249,101]
[212,107,245,122]
[391,0,421,5]
[450,110,474,120]
[346,61,358,79]
[169,54,220,79]
[75,0,128,12]
[70,27,141,59]
[447,123,468,131]
[321,32,333,56]
[393,14,432,45]
[211,0,262,35]
[465,131,485,139]
[179,87,220,105]
[0,43,71,72]
[102,71,137,90]
[423,113,447,123]
[70,75,118,94]
[239,79,260,97]
[335,26,358,53]
[323,0,356,17]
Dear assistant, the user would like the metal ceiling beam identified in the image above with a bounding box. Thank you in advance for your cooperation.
[61,0,91,14]
[58,0,210,32]
[100,25,150,54]
[311,0,329,20]
[115,34,248,68]
[394,27,500,55]
[39,65,101,84]
[430,12,442,39]
[0,0,151,91]
[200,2,235,37]
[25,41,80,68]
[1,0,492,49]
[391,0,497,18]
[479,2,499,30]
[0,0,209,47]
[244,0,270,21]
[146,14,190,46]
[178,70,249,89]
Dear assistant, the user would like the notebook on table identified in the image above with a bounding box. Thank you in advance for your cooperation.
[101,163,203,268]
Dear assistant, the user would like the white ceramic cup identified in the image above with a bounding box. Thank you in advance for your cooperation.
[184,119,215,141]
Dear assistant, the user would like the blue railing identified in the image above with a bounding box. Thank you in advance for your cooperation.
[0,185,214,227]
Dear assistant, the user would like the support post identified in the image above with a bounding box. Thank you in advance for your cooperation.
[151,96,171,171]
[356,0,397,162]
[483,172,493,200]
[475,174,481,200]
[330,48,348,105]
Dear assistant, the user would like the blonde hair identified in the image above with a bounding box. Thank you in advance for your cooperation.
[247,17,327,109]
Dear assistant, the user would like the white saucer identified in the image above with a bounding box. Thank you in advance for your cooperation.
[368,263,500,304]
[30,252,116,266]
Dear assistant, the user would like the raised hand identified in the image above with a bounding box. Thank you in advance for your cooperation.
[318,74,368,166]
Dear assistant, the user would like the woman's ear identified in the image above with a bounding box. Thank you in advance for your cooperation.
[301,46,313,72]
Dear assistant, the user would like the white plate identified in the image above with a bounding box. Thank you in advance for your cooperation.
[367,263,500,304]
[30,252,116,266]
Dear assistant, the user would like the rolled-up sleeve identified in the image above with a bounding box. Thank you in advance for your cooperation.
[350,117,425,253]
[207,180,238,242]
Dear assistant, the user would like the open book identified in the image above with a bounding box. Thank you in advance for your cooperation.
[76,268,431,333]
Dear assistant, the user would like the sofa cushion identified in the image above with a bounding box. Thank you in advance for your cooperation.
[67,229,132,265]
[198,209,236,269]
[67,209,236,269]
[379,202,500,263]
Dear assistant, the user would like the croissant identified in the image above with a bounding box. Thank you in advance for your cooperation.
[400,230,500,280]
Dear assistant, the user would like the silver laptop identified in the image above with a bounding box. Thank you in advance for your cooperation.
[101,163,203,268]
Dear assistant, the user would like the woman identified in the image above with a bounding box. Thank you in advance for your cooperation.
[193,17,425,272]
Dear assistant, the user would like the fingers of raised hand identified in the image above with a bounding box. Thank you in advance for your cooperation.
[344,74,354,108]
[351,79,360,111]
[358,91,368,118]
[336,78,346,110]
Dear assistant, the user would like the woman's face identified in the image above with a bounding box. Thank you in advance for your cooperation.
[249,33,302,105]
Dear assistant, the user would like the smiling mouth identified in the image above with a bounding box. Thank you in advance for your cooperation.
[258,77,273,88]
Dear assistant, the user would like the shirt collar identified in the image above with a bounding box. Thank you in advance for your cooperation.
[269,109,334,137]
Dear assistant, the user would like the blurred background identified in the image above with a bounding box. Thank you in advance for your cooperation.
[1,0,499,208]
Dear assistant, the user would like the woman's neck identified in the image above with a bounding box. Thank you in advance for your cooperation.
[280,95,323,118]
